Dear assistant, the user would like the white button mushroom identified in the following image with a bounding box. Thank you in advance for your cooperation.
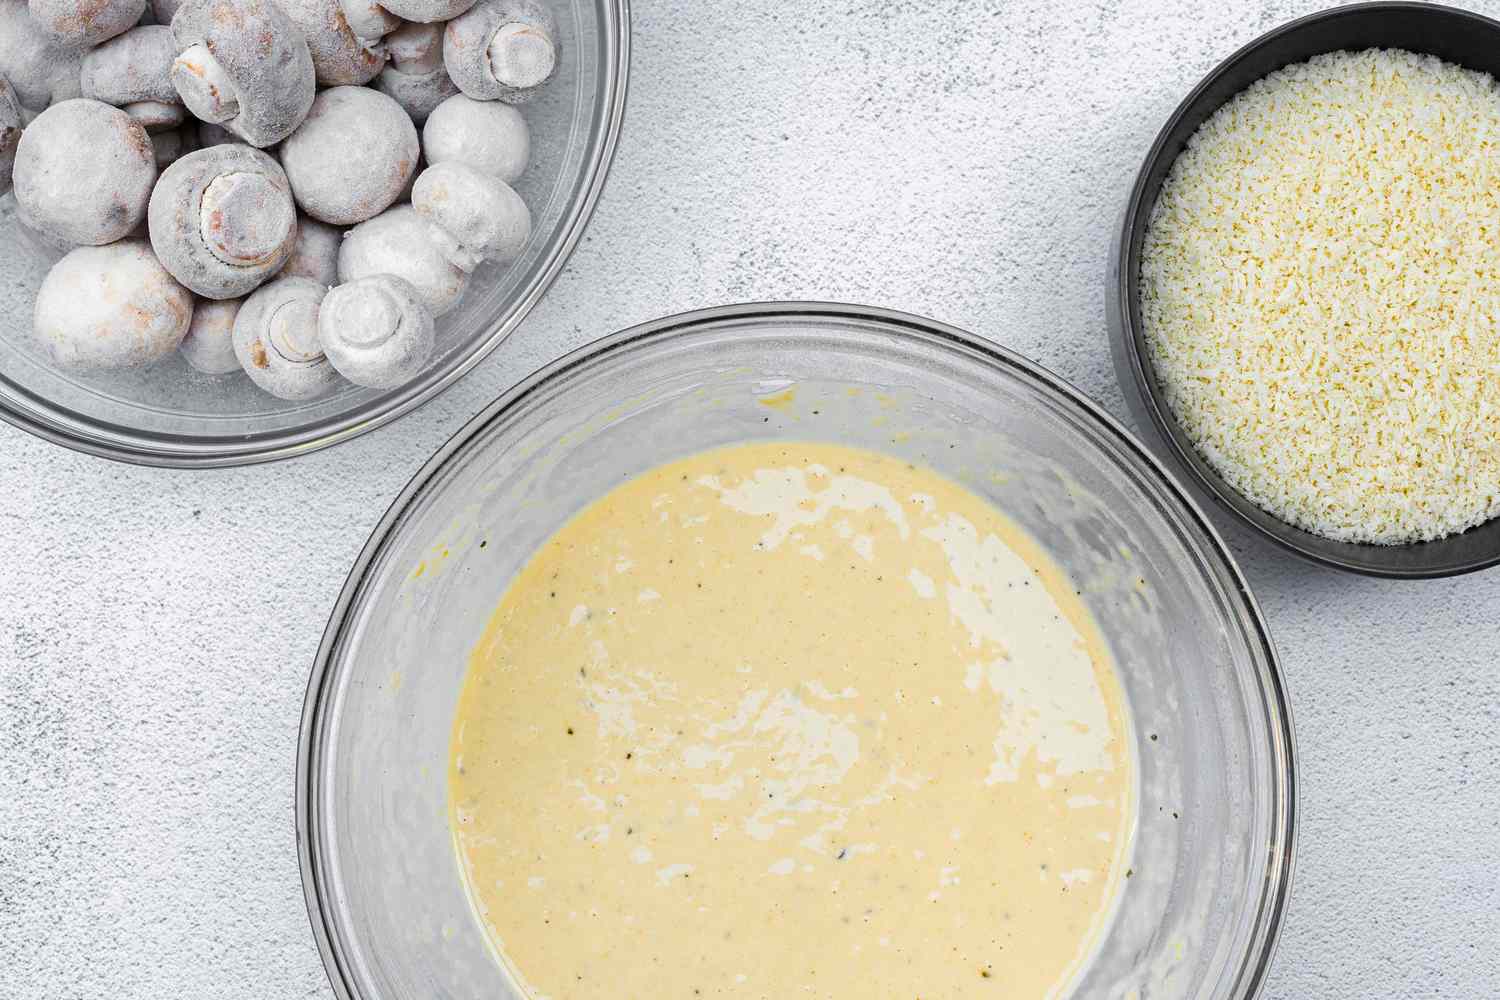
[373,20,458,124]
[33,240,194,372]
[178,295,242,373]
[421,93,528,183]
[278,0,389,86]
[338,203,468,316]
[231,275,339,398]
[0,2,83,117]
[0,77,20,197]
[318,273,434,388]
[279,214,344,287]
[81,26,185,132]
[444,0,557,104]
[169,0,316,148]
[148,144,298,298]
[412,161,530,270]
[279,86,418,225]
[13,99,157,246]
[28,0,146,50]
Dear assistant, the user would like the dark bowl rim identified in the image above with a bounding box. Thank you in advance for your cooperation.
[1110,0,1500,579]
[296,300,1297,1000]
[0,0,632,469]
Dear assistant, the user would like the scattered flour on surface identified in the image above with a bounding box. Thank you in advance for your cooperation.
[1142,48,1500,544]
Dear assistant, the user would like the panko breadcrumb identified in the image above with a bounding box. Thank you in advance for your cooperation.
[1141,48,1500,544]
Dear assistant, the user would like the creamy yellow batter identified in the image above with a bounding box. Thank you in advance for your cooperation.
[450,442,1134,999]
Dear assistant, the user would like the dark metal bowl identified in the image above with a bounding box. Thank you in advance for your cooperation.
[1108,1,1500,578]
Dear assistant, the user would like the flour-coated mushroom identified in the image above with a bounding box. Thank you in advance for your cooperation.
[13,99,156,245]
[82,27,186,131]
[178,294,241,373]
[421,93,527,183]
[317,273,434,387]
[169,0,316,148]
[28,0,145,50]
[279,0,388,86]
[0,3,83,116]
[148,144,298,298]
[279,214,343,286]
[280,86,417,225]
[443,0,556,104]
[81,26,180,109]
[34,240,193,371]
[232,275,337,398]
[412,160,529,270]
[372,20,457,124]
[0,77,20,196]
[338,203,467,316]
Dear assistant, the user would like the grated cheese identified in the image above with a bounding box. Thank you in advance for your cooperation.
[1141,48,1500,544]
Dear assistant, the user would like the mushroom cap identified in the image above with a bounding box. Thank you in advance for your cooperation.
[178,295,243,373]
[232,275,339,399]
[412,161,530,270]
[318,273,435,388]
[148,144,299,298]
[421,93,528,183]
[81,26,181,107]
[278,0,389,86]
[34,240,194,371]
[169,0,317,148]
[28,0,146,50]
[279,214,344,287]
[13,99,157,246]
[280,86,419,225]
[380,0,474,23]
[0,78,20,197]
[0,2,83,113]
[443,0,558,104]
[338,203,468,316]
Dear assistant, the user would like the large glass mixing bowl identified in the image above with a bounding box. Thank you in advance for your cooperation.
[298,303,1297,999]
[0,0,628,466]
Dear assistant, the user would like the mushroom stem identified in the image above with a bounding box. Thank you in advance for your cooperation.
[486,21,553,90]
[200,171,298,267]
[171,44,240,123]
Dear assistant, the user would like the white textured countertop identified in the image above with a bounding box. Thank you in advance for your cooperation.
[4,1,1499,996]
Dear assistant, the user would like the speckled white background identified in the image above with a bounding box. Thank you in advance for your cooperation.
[3,0,1499,996]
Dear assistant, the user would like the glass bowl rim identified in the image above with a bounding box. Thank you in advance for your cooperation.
[1108,0,1500,578]
[296,300,1298,1000]
[0,0,632,469]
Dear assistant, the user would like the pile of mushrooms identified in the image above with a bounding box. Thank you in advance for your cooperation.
[1,0,553,399]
